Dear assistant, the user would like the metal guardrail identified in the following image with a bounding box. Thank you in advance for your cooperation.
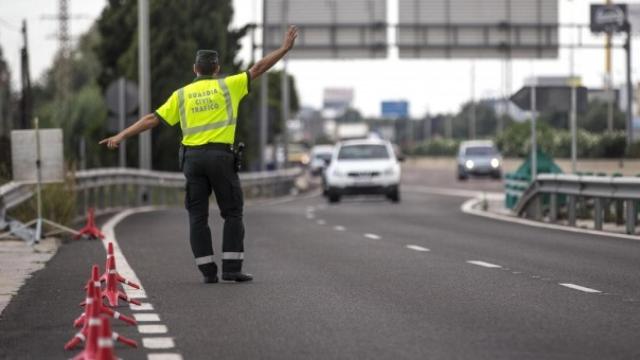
[0,167,303,236]
[515,174,640,235]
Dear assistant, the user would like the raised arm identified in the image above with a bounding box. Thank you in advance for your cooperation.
[99,113,160,150]
[248,25,298,80]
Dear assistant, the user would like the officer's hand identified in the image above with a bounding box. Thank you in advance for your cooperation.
[281,25,298,51]
[99,134,123,150]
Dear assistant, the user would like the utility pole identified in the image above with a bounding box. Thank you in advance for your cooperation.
[259,0,268,170]
[280,0,290,169]
[138,0,151,170]
[624,22,633,146]
[469,61,476,140]
[19,20,32,130]
[530,82,537,180]
[605,0,614,132]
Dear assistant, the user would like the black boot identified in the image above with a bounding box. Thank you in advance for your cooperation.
[222,272,253,282]
[199,262,219,284]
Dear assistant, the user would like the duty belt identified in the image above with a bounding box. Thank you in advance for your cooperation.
[184,143,233,153]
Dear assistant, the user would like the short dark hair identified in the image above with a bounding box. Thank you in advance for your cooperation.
[195,62,217,75]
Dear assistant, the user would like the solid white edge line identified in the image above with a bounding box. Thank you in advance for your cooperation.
[467,260,502,268]
[559,283,602,294]
[460,197,640,241]
[364,233,381,240]
[142,337,175,349]
[406,245,430,252]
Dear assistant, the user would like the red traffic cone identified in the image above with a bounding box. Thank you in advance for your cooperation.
[102,256,141,307]
[74,265,137,329]
[74,208,105,240]
[100,243,140,290]
[69,315,101,359]
[96,316,137,360]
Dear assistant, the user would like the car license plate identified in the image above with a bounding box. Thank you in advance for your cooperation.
[353,176,373,185]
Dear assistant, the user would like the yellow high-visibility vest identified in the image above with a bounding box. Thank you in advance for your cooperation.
[155,72,250,145]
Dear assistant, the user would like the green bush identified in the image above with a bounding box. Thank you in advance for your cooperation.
[9,176,77,228]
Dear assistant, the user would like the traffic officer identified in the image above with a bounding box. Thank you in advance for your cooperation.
[100,25,298,283]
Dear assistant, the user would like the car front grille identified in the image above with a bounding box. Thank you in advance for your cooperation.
[347,171,380,178]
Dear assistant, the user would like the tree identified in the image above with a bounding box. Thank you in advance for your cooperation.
[0,44,12,180]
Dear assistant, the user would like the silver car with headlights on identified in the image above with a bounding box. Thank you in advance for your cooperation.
[456,140,502,180]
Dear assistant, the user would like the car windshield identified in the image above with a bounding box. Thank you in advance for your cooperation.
[338,144,389,160]
[314,153,332,161]
[465,146,497,156]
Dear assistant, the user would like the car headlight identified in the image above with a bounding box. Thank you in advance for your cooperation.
[490,158,500,168]
[383,167,396,175]
[465,160,474,169]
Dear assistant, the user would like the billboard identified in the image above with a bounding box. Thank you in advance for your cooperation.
[264,0,387,59]
[397,0,559,59]
[381,101,409,119]
[323,88,354,110]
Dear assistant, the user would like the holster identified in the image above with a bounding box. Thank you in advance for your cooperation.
[233,142,245,173]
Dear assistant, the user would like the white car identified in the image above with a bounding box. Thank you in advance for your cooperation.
[309,145,334,176]
[324,139,402,203]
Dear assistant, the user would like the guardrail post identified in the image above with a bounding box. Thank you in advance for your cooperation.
[615,200,624,225]
[549,193,558,222]
[594,198,603,231]
[568,195,577,226]
[626,200,637,235]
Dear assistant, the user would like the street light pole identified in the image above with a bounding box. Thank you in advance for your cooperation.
[138,0,151,170]
[259,0,268,170]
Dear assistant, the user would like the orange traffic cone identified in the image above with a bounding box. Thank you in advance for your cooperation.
[74,208,105,240]
[102,256,141,307]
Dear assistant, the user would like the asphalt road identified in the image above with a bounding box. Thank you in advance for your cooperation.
[1,168,640,359]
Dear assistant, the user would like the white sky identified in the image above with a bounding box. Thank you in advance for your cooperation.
[0,0,639,117]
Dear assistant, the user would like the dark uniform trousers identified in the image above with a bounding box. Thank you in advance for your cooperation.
[183,147,244,276]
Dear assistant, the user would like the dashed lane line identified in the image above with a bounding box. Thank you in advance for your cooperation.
[134,313,161,322]
[333,225,346,231]
[466,260,502,268]
[405,245,430,252]
[147,354,183,360]
[142,337,176,349]
[559,283,602,294]
[138,325,169,334]
[317,219,326,225]
[131,302,154,311]
[364,233,381,240]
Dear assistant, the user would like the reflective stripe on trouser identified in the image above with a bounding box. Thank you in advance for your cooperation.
[183,148,245,276]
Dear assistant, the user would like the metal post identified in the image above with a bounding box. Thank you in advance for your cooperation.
[624,26,633,147]
[259,0,268,170]
[568,195,576,226]
[594,197,603,230]
[138,0,151,170]
[118,78,127,168]
[549,193,558,222]
[530,84,537,180]
[34,117,42,243]
[470,61,476,140]
[626,199,636,235]
[281,0,290,169]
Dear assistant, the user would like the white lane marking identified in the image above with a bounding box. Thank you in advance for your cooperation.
[461,197,640,241]
[559,283,602,294]
[467,260,502,268]
[306,213,315,219]
[142,337,175,349]
[306,206,315,212]
[364,233,381,240]
[102,207,157,300]
[148,354,184,360]
[333,225,345,231]
[138,325,168,334]
[134,313,161,322]
[131,302,154,311]
[317,219,326,225]
[405,185,502,199]
[406,245,430,252]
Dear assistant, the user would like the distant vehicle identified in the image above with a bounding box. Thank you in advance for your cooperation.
[456,140,502,180]
[309,145,334,176]
[286,143,310,167]
[324,139,402,203]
